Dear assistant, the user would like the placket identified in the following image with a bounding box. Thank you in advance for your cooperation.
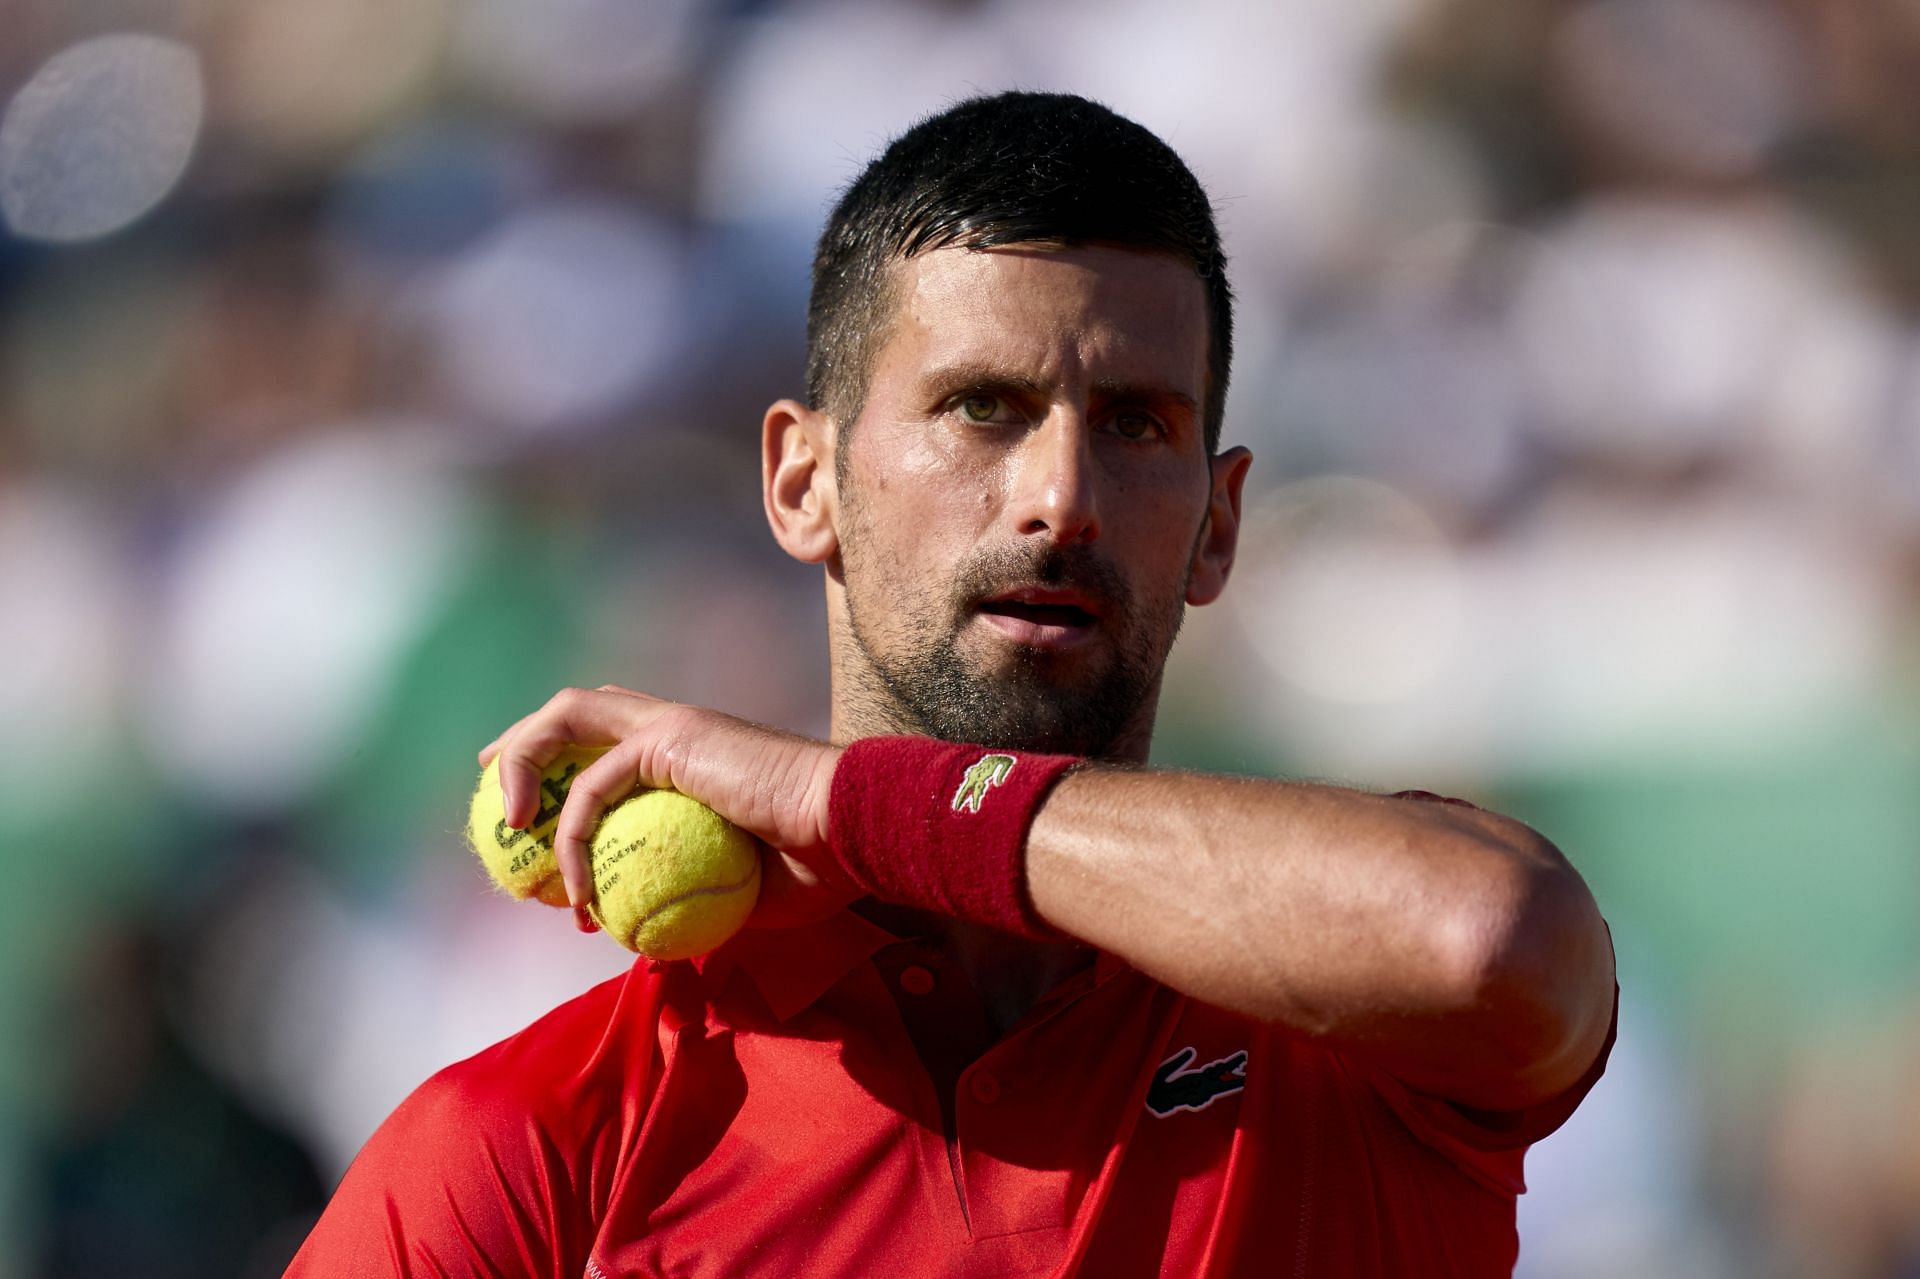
[867,940,999,1240]
[954,975,1183,1246]
[867,936,1181,1275]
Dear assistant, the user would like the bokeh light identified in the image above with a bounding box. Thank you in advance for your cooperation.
[5,2,1919,1274]
[141,430,481,811]
[425,201,686,433]
[0,33,202,242]
[1233,476,1467,707]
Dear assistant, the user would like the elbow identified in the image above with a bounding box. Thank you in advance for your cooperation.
[1434,832,1615,1104]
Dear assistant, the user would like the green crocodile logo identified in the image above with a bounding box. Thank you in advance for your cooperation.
[951,753,1017,814]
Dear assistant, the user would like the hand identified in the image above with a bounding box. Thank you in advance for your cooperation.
[477,686,854,932]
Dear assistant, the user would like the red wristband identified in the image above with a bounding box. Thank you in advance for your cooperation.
[828,736,1081,939]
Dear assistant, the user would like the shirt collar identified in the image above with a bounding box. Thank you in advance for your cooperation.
[690,907,900,1022]
[689,907,1132,1022]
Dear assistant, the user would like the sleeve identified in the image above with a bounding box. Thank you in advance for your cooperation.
[1370,790,1619,1195]
[286,962,666,1277]
[286,1070,593,1277]
[1366,980,1619,1196]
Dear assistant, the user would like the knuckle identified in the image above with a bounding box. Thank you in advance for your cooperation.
[658,733,693,777]
[652,707,704,777]
[567,768,611,809]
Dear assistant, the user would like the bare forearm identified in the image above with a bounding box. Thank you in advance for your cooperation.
[1024,767,1614,1110]
[488,687,1613,1110]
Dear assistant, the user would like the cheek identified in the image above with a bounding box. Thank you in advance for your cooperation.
[1115,496,1209,594]
[842,480,974,601]
[860,427,1001,536]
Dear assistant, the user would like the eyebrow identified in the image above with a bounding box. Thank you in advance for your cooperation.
[915,362,1047,405]
[1092,378,1199,414]
[915,362,1200,414]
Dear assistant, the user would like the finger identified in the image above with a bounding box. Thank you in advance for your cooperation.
[550,739,654,910]
[477,699,572,822]
[477,706,543,768]
[482,711,551,827]
[494,688,659,828]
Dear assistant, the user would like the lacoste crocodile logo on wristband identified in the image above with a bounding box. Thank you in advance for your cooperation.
[952,753,1018,814]
[1146,1046,1249,1117]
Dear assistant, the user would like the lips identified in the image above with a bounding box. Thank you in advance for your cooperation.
[975,587,1101,646]
[981,599,1096,627]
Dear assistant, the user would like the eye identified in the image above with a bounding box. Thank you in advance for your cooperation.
[959,394,1004,423]
[1108,409,1161,441]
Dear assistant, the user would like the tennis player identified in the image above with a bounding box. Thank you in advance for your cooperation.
[291,91,1616,1277]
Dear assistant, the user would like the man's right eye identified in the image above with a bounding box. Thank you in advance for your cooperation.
[959,394,1005,423]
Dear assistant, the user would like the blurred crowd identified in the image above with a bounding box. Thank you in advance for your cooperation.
[2,0,1917,1274]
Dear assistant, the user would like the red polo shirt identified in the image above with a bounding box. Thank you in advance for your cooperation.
[291,909,1613,1277]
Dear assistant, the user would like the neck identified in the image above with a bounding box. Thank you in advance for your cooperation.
[853,899,1094,1037]
[822,580,1155,1026]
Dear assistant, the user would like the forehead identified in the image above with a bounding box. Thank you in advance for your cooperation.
[874,244,1209,396]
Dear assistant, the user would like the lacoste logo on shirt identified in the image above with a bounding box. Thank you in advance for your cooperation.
[952,753,1017,814]
[1146,1046,1249,1117]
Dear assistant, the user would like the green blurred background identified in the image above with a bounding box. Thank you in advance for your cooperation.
[2,0,1917,1274]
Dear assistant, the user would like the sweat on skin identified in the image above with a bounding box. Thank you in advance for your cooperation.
[479,242,1613,1113]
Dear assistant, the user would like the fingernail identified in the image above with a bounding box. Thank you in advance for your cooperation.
[574,907,598,934]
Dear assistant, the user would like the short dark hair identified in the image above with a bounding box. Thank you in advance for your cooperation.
[807,91,1234,454]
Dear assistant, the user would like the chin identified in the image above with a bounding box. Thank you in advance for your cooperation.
[937,685,1143,758]
[848,601,1160,758]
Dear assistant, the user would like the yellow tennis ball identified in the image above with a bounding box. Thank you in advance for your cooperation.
[585,788,761,961]
[466,748,600,907]
[466,749,762,960]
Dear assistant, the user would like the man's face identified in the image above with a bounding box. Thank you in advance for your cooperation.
[830,243,1237,759]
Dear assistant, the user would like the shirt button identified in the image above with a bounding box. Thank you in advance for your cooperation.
[969,1071,1001,1105]
[898,965,935,996]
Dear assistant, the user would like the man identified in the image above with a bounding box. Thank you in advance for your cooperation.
[292,92,1615,1276]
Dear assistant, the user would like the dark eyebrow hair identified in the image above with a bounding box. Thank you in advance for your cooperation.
[1092,378,1199,414]
[914,363,1201,415]
[914,362,1048,404]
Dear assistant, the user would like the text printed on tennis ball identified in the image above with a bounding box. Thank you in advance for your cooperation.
[497,758,584,869]
[593,834,645,898]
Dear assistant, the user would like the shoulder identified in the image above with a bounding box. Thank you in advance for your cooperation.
[407,956,675,1144]
[289,960,675,1276]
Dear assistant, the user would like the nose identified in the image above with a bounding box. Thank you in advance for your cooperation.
[1006,412,1100,545]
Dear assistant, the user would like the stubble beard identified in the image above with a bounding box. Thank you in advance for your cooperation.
[839,531,1186,760]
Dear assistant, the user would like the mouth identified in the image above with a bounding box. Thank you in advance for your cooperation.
[975,588,1101,647]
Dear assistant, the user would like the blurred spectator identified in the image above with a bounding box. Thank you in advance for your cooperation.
[29,922,325,1279]
[2,0,1918,1274]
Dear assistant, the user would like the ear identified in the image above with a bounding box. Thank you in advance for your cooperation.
[1186,445,1252,606]
[763,398,840,564]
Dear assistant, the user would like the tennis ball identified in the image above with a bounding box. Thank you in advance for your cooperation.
[585,789,761,960]
[466,747,599,907]
[466,751,762,960]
